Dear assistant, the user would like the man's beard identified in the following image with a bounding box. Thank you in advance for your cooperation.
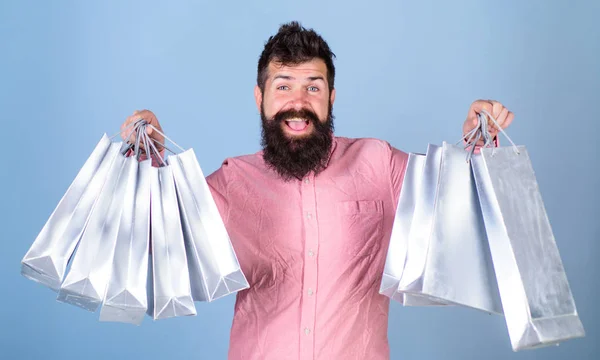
[261,102,334,181]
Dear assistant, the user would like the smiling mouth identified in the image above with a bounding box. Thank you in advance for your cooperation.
[284,118,310,132]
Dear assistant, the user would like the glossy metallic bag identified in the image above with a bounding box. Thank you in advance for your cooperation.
[21,135,116,291]
[99,131,152,324]
[380,153,445,306]
[168,149,249,302]
[398,142,503,314]
[57,142,134,311]
[471,111,585,350]
[147,141,196,320]
[141,125,249,302]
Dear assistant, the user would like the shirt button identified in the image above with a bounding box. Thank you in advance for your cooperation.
[304,328,311,335]
[304,178,310,184]
[308,250,315,257]
[306,212,312,219]
[307,288,314,296]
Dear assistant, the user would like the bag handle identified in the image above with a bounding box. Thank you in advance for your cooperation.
[459,110,520,162]
[457,115,484,163]
[110,118,145,141]
[143,130,167,167]
[108,118,183,156]
[465,127,483,163]
[144,123,185,154]
[113,119,146,155]
[133,122,185,159]
[132,123,142,158]
[478,109,520,155]
[109,119,186,165]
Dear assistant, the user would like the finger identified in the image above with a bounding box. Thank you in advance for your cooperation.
[127,114,143,126]
[463,116,476,132]
[503,111,515,129]
[129,120,145,144]
[490,100,503,119]
[148,114,160,129]
[468,108,480,127]
[132,110,153,125]
[468,100,487,128]
[497,107,508,124]
[129,110,164,149]
[490,108,508,131]
[122,116,140,141]
[121,116,134,141]
[472,100,494,117]
[133,110,157,129]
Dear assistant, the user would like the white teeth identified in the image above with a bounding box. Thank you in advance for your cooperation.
[285,118,310,124]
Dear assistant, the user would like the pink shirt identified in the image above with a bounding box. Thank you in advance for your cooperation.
[206,136,408,360]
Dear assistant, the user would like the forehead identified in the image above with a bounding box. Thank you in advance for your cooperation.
[267,58,328,81]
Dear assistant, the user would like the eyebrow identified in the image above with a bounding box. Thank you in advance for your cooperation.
[272,75,326,82]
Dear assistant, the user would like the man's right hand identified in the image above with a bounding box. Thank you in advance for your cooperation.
[120,109,165,152]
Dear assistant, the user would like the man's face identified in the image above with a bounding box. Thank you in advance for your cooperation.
[255,58,337,180]
[256,58,335,137]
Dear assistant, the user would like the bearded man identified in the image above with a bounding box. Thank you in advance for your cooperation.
[122,21,514,360]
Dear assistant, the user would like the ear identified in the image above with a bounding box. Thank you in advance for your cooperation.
[330,88,336,106]
[254,85,262,113]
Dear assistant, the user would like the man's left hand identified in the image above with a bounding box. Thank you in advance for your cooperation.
[463,100,514,146]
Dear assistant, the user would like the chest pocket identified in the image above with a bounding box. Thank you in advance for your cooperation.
[337,200,384,258]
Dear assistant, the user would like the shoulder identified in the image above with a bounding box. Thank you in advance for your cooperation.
[206,151,266,184]
[333,136,408,177]
[221,151,266,172]
[334,136,406,157]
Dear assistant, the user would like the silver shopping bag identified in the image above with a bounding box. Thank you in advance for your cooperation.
[471,112,585,350]
[398,142,503,314]
[57,143,134,311]
[99,158,152,325]
[147,163,196,320]
[168,149,249,302]
[397,144,441,298]
[380,153,445,306]
[21,135,115,291]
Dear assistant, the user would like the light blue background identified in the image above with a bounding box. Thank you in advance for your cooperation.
[1,1,598,359]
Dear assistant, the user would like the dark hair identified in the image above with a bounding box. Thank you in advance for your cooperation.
[257,21,336,93]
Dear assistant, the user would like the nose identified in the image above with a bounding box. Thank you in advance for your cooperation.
[288,89,310,111]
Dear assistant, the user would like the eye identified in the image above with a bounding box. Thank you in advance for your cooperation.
[307,86,319,92]
[277,85,290,91]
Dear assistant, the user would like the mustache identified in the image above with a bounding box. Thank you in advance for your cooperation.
[273,108,321,124]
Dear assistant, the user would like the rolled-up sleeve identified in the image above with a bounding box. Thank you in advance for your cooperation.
[385,142,409,209]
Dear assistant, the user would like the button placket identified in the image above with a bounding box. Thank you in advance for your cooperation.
[299,174,318,360]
